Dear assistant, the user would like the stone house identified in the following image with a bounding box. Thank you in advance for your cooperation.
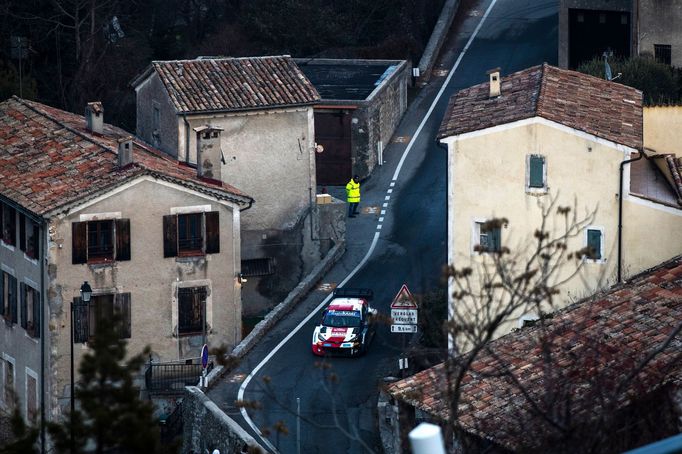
[438,64,682,330]
[559,0,682,68]
[295,58,410,185]
[131,56,327,316]
[0,97,252,419]
[384,255,682,453]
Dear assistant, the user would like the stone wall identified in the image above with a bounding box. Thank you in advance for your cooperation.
[417,0,461,83]
[182,386,264,454]
[638,0,682,67]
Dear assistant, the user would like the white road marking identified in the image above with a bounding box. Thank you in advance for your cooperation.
[391,0,499,182]
[239,0,499,449]
[379,217,384,222]
[384,195,391,201]
[381,210,386,215]
[390,181,396,187]
[387,189,393,194]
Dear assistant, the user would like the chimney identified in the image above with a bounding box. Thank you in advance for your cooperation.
[194,125,223,181]
[117,136,134,168]
[487,68,501,98]
[85,102,103,134]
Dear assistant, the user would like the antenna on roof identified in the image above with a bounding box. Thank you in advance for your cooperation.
[602,50,621,81]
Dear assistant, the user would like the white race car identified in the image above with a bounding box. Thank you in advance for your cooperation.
[312,288,376,356]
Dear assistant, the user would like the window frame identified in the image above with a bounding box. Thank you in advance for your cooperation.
[654,44,672,66]
[526,154,547,193]
[1,271,18,325]
[20,281,40,338]
[472,219,502,255]
[584,226,605,263]
[73,292,131,342]
[87,220,115,261]
[163,211,220,258]
[2,353,15,406]
[19,214,40,261]
[1,203,17,247]
[25,367,38,424]
[72,218,130,265]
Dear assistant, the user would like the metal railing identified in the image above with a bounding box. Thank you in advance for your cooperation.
[144,361,211,395]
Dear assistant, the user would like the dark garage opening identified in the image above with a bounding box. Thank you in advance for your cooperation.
[569,9,630,69]
[314,110,352,186]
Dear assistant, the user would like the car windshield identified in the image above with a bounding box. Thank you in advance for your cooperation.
[323,310,361,328]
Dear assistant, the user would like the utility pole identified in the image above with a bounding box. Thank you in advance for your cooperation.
[10,36,28,98]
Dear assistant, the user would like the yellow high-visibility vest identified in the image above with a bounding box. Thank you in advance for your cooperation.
[346,179,360,203]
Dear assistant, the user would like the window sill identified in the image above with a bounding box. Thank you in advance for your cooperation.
[87,259,116,268]
[24,253,39,264]
[525,187,548,195]
[1,241,16,251]
[583,257,606,265]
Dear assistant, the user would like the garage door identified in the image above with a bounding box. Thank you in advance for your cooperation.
[315,110,352,186]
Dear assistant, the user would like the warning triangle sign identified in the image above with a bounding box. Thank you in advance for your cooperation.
[391,284,417,309]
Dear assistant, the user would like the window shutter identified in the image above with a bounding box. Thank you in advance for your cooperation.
[205,211,220,254]
[19,213,26,252]
[73,297,90,343]
[115,219,131,261]
[20,283,27,329]
[587,230,602,260]
[9,276,17,324]
[72,222,87,264]
[529,156,544,188]
[163,215,178,258]
[113,293,131,339]
[33,290,41,338]
[32,223,40,260]
[0,273,4,317]
[490,227,501,252]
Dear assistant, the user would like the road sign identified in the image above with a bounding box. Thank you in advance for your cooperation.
[391,284,417,309]
[201,344,209,369]
[391,325,418,333]
[391,308,418,324]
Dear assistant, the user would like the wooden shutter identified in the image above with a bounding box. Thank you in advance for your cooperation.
[9,276,17,324]
[73,297,90,343]
[33,290,41,338]
[114,293,131,339]
[587,230,602,260]
[490,227,501,252]
[115,219,131,261]
[20,283,27,329]
[19,213,26,252]
[0,273,4,318]
[72,222,87,264]
[205,211,220,254]
[529,156,544,188]
[163,215,178,258]
[32,223,40,260]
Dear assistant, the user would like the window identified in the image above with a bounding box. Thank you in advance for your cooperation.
[163,211,219,258]
[241,258,275,277]
[654,44,672,66]
[19,214,40,260]
[1,203,16,246]
[72,218,130,264]
[152,103,161,146]
[526,154,547,191]
[25,370,38,424]
[1,271,18,324]
[474,221,501,253]
[20,283,40,338]
[73,293,131,342]
[585,227,604,261]
[2,355,15,405]
[178,287,207,336]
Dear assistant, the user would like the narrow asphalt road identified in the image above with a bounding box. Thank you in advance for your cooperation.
[208,1,558,452]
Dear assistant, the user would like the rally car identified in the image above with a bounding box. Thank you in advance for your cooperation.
[312,288,377,356]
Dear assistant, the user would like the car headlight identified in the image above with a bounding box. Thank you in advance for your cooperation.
[347,334,358,342]
[317,333,326,342]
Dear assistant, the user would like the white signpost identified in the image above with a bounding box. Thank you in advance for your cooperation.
[391,284,418,333]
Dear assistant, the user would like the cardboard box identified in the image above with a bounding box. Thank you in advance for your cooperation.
[316,194,332,204]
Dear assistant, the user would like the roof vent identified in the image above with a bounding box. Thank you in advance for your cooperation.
[487,67,501,98]
[117,136,134,168]
[85,102,103,134]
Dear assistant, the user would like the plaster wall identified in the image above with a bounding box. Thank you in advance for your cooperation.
[643,106,682,154]
[177,107,316,231]
[134,73,179,157]
[46,177,241,414]
[638,0,682,67]
[446,120,629,326]
[622,197,682,276]
[0,215,44,420]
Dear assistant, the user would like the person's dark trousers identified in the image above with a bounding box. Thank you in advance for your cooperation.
[348,202,358,217]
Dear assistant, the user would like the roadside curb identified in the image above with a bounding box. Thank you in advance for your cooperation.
[417,0,461,83]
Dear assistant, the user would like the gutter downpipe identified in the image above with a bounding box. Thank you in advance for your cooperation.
[618,150,644,283]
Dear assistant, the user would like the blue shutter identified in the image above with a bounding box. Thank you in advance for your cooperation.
[490,227,502,252]
[587,230,602,260]
[529,156,544,188]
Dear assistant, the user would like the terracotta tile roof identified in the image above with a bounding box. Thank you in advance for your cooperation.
[438,64,643,150]
[387,256,682,451]
[134,56,321,114]
[0,97,252,217]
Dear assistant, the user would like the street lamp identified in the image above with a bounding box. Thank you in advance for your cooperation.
[71,281,92,452]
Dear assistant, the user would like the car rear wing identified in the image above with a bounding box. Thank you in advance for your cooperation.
[332,288,373,300]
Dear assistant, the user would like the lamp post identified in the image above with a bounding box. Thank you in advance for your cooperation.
[71,281,91,452]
